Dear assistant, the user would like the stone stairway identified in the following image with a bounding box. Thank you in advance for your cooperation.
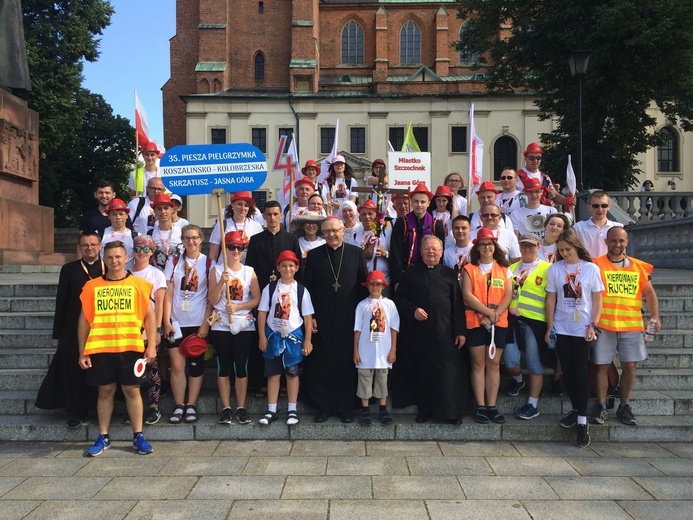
[1,266,691,443]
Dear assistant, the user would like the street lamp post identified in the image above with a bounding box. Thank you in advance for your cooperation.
[569,50,591,200]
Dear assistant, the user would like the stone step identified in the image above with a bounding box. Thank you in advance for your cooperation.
[641,347,693,368]
[634,368,693,390]
[649,282,693,298]
[0,412,691,443]
[0,330,54,348]
[659,313,693,330]
[4,387,691,418]
[0,297,55,313]
[0,312,54,330]
[0,265,62,274]
[0,283,59,298]
[0,348,53,369]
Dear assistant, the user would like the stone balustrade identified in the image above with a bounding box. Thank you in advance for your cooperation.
[610,191,693,222]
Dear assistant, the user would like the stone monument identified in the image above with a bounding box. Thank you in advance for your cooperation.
[0,1,64,265]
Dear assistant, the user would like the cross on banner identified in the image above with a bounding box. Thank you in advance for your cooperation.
[273,135,298,207]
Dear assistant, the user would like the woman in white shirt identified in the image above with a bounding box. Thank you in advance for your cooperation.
[208,191,264,264]
[163,224,211,424]
[545,229,603,448]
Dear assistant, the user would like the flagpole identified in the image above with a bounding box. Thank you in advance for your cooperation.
[134,90,140,197]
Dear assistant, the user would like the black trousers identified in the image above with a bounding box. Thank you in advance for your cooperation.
[556,334,591,416]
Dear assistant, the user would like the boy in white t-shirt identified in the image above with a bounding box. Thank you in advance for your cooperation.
[257,250,314,425]
[353,270,399,425]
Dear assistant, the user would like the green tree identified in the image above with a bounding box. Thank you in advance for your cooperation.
[22,0,134,224]
[457,0,693,190]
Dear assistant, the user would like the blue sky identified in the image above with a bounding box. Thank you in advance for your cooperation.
[82,1,176,147]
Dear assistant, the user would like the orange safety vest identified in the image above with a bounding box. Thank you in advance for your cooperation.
[80,274,153,355]
[594,255,653,332]
[463,262,509,329]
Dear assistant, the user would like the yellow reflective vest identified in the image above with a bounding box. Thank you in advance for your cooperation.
[509,260,550,322]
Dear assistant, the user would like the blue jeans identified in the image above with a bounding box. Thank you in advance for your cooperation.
[503,320,546,375]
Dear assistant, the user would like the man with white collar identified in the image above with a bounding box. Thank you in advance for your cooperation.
[496,168,523,215]
[517,142,569,207]
[470,204,521,263]
[470,181,515,233]
[510,177,557,238]
[283,178,315,229]
[573,190,623,258]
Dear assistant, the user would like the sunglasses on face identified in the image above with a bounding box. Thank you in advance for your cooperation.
[500,176,514,180]
[527,156,542,161]
[591,203,609,209]
[481,213,501,218]
[226,244,245,252]
[134,246,152,254]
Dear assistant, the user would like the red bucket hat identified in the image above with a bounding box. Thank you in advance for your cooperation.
[276,250,300,266]
[434,185,454,199]
[224,230,246,246]
[230,191,255,206]
[473,227,499,245]
[141,142,161,156]
[357,199,378,213]
[361,270,389,287]
[477,181,498,195]
[301,160,319,174]
[408,182,433,200]
[150,194,173,209]
[294,178,315,190]
[523,142,543,156]
[179,333,208,357]
[523,178,543,192]
[105,198,130,214]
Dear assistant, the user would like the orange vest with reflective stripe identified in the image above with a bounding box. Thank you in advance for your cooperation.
[594,255,652,332]
[463,262,509,328]
[80,274,153,354]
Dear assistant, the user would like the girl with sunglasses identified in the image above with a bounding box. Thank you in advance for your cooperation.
[207,231,261,425]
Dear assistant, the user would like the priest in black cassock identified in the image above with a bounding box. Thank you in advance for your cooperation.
[245,200,302,390]
[35,232,102,427]
[303,216,368,423]
[395,235,469,424]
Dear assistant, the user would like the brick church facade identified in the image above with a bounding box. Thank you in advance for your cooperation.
[163,0,688,225]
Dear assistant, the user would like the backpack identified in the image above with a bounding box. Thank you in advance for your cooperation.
[169,254,214,282]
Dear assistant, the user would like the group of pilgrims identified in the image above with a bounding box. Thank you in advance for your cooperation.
[38,141,655,449]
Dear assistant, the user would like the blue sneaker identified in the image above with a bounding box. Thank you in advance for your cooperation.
[506,378,526,396]
[517,403,540,420]
[132,433,153,455]
[86,434,110,457]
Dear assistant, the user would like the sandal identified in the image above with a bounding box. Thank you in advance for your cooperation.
[169,404,185,424]
[286,410,299,425]
[258,411,278,426]
[184,404,198,423]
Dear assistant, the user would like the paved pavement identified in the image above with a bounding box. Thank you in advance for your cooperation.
[0,440,691,519]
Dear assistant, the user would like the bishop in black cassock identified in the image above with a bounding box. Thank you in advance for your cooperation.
[302,217,368,422]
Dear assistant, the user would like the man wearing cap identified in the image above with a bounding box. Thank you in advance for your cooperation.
[129,142,161,199]
[301,159,329,204]
[509,177,557,239]
[504,233,554,419]
[470,181,515,233]
[283,178,316,229]
[302,216,368,423]
[518,142,569,207]
[78,241,156,456]
[79,179,134,235]
[590,227,660,427]
[395,235,468,424]
[471,204,521,263]
[128,177,166,236]
[573,190,623,258]
[390,183,447,287]
[35,232,103,428]
[496,168,523,216]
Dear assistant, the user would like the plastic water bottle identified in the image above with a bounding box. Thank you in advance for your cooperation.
[548,328,557,350]
[643,319,657,342]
